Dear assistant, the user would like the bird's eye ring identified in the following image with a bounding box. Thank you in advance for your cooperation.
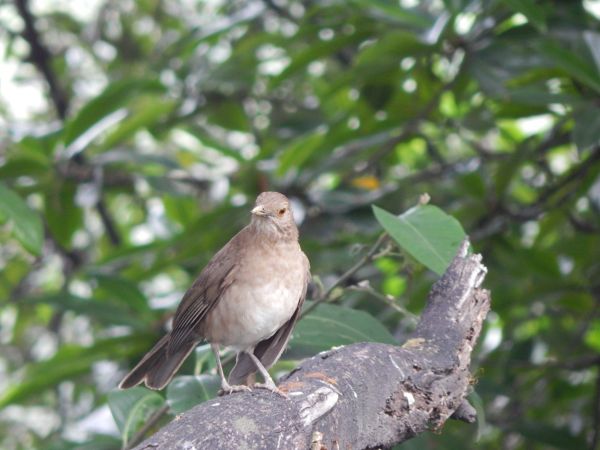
[278,208,286,216]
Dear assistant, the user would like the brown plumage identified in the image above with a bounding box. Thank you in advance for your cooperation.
[119,192,310,395]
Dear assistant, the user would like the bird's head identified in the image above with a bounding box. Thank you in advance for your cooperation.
[250,192,298,241]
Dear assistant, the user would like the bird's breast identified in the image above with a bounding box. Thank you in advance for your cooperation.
[202,243,306,349]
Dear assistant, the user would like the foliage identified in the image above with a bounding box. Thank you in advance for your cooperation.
[1,0,599,449]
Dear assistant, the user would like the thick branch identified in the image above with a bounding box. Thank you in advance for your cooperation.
[133,239,490,449]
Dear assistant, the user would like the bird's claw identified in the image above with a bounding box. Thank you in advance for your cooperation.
[253,382,288,398]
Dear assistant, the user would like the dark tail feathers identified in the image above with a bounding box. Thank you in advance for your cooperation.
[119,335,195,390]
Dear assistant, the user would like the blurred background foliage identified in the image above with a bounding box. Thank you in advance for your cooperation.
[1,0,600,449]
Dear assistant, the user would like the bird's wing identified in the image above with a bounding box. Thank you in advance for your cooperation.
[167,232,242,355]
[228,252,310,385]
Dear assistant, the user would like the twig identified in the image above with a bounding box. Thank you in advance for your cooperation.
[124,404,170,450]
[301,232,389,317]
[96,197,122,246]
[348,284,418,322]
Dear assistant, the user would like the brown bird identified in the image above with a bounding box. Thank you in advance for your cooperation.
[119,192,310,395]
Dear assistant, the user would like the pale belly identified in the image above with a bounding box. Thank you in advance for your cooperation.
[203,269,305,349]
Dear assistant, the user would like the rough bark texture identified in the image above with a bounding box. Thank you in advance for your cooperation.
[134,239,490,449]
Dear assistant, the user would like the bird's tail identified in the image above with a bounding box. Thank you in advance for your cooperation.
[119,335,196,390]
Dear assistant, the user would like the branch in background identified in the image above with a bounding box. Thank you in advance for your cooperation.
[14,0,122,247]
[508,145,600,220]
[131,238,490,449]
[473,145,600,240]
[302,232,389,317]
[14,0,69,119]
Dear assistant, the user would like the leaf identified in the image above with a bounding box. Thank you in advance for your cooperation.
[372,204,466,275]
[538,40,600,94]
[195,343,216,373]
[273,31,369,85]
[63,78,164,147]
[573,103,600,152]
[354,30,431,71]
[107,387,165,446]
[277,128,326,176]
[90,273,152,316]
[22,293,145,328]
[45,181,82,248]
[349,0,431,27]
[94,97,176,153]
[205,100,249,132]
[0,183,44,255]
[0,335,152,407]
[501,0,547,31]
[514,422,588,449]
[287,302,396,358]
[584,320,600,352]
[0,154,50,179]
[166,375,220,414]
[583,31,600,73]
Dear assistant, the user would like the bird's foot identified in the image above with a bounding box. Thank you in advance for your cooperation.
[253,381,288,398]
[218,383,251,396]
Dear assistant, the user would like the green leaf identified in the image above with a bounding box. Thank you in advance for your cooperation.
[205,100,249,132]
[515,422,588,449]
[372,204,466,275]
[0,154,50,179]
[349,0,431,27]
[277,128,326,176]
[501,0,547,31]
[288,302,396,358]
[184,126,245,162]
[538,40,600,94]
[22,293,145,328]
[94,97,175,153]
[0,183,44,255]
[573,103,600,152]
[63,79,164,147]
[108,387,165,446]
[354,30,431,71]
[584,320,600,352]
[583,31,600,73]
[273,31,369,85]
[0,335,152,407]
[195,343,216,373]
[45,181,82,248]
[166,375,220,414]
[91,274,152,316]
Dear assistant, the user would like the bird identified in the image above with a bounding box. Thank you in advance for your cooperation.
[119,192,310,396]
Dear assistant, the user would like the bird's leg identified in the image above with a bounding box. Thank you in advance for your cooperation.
[211,344,251,395]
[246,351,287,398]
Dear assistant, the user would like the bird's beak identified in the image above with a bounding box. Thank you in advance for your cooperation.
[251,205,268,216]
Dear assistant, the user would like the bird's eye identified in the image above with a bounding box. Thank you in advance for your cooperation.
[278,208,286,216]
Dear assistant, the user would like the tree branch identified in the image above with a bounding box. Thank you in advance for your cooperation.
[14,0,69,119]
[14,0,122,246]
[132,238,490,449]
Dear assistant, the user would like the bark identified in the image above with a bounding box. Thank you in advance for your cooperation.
[134,238,490,449]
